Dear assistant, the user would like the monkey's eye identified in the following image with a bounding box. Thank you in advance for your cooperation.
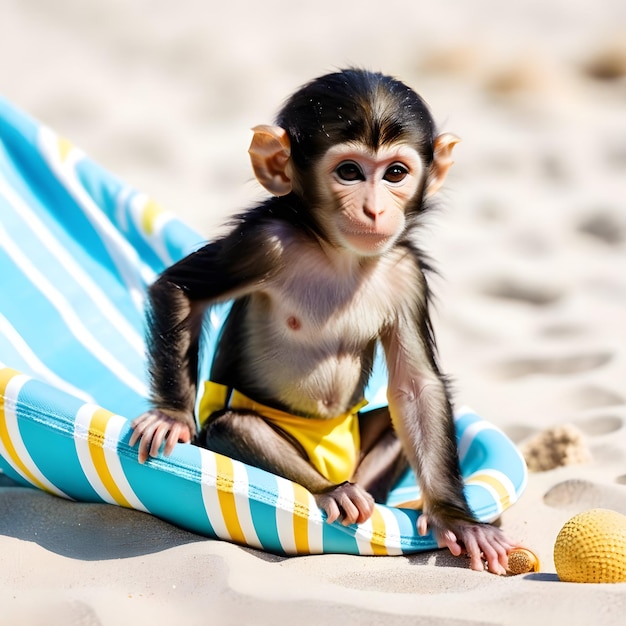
[335,162,364,182]
[383,164,409,183]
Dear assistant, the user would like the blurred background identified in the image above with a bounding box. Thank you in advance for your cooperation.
[2,0,624,230]
[1,0,625,427]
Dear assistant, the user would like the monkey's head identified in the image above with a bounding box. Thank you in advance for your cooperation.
[249,69,458,256]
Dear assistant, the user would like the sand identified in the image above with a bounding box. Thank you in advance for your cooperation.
[1,0,626,624]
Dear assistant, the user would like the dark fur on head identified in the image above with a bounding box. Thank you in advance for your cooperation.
[276,69,437,172]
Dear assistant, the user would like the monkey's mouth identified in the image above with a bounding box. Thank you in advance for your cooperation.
[342,225,393,239]
[342,229,396,253]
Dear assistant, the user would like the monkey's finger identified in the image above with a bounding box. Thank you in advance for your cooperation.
[462,533,485,573]
[439,530,463,557]
[163,423,190,456]
[137,436,153,464]
[417,514,429,536]
[323,499,341,524]
[130,410,160,428]
[149,424,170,459]
[483,530,515,573]
[163,424,181,456]
[355,495,375,524]
[496,539,515,573]
[128,429,141,448]
[480,539,507,575]
[338,497,360,526]
[179,424,192,444]
[482,543,509,576]
[129,412,158,447]
[137,422,160,464]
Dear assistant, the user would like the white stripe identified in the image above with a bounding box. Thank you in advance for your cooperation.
[199,451,232,541]
[102,414,148,512]
[129,193,175,267]
[354,516,375,555]
[118,189,170,272]
[0,374,67,497]
[376,506,404,555]
[306,491,325,554]
[274,477,297,554]
[0,172,145,356]
[114,185,133,232]
[0,223,148,398]
[230,461,262,549]
[457,419,493,463]
[0,314,94,403]
[468,481,504,521]
[38,128,151,313]
[354,506,406,556]
[468,467,518,510]
[74,404,115,503]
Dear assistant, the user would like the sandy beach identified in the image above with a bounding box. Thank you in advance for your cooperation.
[1,0,626,624]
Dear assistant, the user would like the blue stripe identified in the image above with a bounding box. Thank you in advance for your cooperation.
[321,520,361,555]
[0,248,148,416]
[245,466,283,553]
[74,159,165,273]
[14,380,101,499]
[119,437,216,537]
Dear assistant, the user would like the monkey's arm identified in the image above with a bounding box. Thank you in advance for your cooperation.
[131,226,280,462]
[380,288,513,574]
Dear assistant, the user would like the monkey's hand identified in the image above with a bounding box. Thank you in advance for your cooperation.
[314,481,375,526]
[418,512,514,575]
[130,409,194,464]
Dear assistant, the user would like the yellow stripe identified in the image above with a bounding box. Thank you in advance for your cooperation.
[57,136,74,163]
[214,454,246,544]
[291,483,311,553]
[0,368,51,492]
[466,472,511,509]
[141,199,165,236]
[369,506,388,555]
[87,407,132,508]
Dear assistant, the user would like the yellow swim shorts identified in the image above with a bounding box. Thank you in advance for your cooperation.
[199,381,367,484]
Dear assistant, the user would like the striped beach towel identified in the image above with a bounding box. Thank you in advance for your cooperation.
[0,99,527,555]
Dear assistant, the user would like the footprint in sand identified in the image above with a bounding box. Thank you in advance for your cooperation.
[496,351,612,379]
[539,323,587,338]
[563,384,624,410]
[577,211,626,246]
[581,40,626,82]
[544,479,626,515]
[481,276,564,306]
[576,414,624,436]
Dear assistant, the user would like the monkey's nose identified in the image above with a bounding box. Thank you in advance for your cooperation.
[363,204,384,221]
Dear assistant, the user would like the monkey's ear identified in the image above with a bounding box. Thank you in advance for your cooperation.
[249,125,293,196]
[426,133,460,197]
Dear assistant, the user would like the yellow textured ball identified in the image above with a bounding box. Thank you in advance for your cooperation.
[554,509,626,583]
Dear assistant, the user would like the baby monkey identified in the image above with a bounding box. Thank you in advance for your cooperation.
[131,69,514,574]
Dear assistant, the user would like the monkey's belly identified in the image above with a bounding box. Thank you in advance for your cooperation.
[247,347,366,419]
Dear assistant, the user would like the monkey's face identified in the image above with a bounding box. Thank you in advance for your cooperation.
[314,142,423,256]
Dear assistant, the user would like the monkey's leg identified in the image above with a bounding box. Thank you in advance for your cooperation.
[198,410,375,525]
[353,407,409,503]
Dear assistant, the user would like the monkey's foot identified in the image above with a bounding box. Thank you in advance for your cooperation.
[418,514,515,575]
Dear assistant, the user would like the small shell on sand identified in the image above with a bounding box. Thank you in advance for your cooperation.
[507,548,541,575]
